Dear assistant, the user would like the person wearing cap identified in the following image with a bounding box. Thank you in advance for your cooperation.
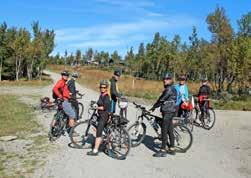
[87,80,112,156]
[197,77,211,122]
[52,71,77,135]
[175,75,189,117]
[67,72,80,120]
[109,69,122,113]
[150,72,177,157]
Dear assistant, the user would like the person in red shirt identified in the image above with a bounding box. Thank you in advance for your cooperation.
[52,71,76,134]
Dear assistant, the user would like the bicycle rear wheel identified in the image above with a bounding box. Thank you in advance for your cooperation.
[202,108,216,130]
[173,124,193,152]
[127,122,146,147]
[108,127,131,160]
[70,120,95,149]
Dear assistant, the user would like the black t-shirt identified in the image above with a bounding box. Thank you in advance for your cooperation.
[97,93,111,114]
[198,85,211,96]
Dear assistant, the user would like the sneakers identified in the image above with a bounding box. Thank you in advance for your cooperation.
[167,147,176,155]
[153,150,167,157]
[87,150,99,156]
[107,149,116,158]
[71,131,79,137]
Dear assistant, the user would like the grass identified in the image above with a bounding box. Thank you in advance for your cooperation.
[0,75,52,87]
[0,95,52,177]
[0,95,39,137]
[48,64,251,111]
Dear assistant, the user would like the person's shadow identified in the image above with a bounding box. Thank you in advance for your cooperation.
[142,135,161,153]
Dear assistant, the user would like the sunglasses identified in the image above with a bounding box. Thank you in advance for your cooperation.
[100,86,107,89]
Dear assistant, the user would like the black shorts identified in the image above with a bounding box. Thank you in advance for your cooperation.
[96,112,109,137]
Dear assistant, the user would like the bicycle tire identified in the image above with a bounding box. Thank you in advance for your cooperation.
[202,108,216,130]
[70,120,95,149]
[173,124,193,152]
[109,127,131,160]
[127,122,146,147]
[78,102,84,119]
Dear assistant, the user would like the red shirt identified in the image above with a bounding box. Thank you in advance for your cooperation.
[53,78,71,100]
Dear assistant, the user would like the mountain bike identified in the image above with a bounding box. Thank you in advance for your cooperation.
[128,102,193,153]
[70,101,131,160]
[48,99,69,141]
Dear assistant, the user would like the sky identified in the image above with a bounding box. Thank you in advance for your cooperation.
[0,0,250,56]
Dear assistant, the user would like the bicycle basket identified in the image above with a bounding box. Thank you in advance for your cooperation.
[118,97,128,109]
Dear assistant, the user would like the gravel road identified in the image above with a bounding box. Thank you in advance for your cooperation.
[21,71,251,178]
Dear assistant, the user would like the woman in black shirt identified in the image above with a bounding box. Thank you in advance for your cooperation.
[87,80,111,156]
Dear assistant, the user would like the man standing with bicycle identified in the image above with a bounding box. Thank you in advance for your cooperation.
[52,71,76,135]
[150,72,177,157]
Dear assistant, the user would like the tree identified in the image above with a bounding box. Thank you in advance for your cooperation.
[206,6,233,92]
[75,49,81,65]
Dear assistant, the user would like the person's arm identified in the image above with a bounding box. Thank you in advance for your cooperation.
[152,89,170,109]
[53,80,63,99]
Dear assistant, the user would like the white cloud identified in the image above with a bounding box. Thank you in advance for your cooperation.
[54,13,198,55]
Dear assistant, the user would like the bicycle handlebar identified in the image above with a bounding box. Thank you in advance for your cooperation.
[133,102,150,114]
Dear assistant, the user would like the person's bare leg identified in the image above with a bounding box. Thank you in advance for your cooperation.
[93,137,102,152]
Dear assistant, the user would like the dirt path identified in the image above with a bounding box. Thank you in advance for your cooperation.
[2,71,250,178]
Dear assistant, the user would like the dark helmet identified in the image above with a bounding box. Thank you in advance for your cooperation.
[61,70,70,76]
[100,80,109,87]
[179,74,187,81]
[163,72,173,80]
[114,69,121,77]
[71,72,79,78]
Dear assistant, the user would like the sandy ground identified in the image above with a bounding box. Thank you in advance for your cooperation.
[1,70,251,178]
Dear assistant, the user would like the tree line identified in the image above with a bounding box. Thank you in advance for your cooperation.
[51,7,250,95]
[0,21,55,81]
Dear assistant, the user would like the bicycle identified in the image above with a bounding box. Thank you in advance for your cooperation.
[48,99,69,142]
[192,97,216,130]
[70,101,131,160]
[127,102,193,153]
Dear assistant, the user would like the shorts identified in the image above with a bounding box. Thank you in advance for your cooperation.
[62,100,76,119]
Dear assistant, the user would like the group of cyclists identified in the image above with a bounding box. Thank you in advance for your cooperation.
[51,69,211,158]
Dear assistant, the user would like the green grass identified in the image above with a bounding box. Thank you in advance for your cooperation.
[0,95,52,177]
[0,95,39,137]
[213,99,251,111]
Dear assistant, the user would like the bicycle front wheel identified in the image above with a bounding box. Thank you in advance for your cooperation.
[70,120,95,149]
[109,127,131,160]
[174,124,193,152]
[127,122,146,147]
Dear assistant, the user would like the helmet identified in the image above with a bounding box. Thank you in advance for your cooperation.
[61,70,70,76]
[114,69,121,77]
[71,72,79,78]
[163,72,173,80]
[179,74,187,81]
[100,80,109,87]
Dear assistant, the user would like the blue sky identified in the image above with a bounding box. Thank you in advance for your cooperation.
[0,0,250,56]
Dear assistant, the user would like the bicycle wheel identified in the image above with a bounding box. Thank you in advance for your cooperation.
[202,108,216,130]
[48,112,64,141]
[78,102,84,119]
[127,122,146,147]
[184,117,194,132]
[70,120,95,149]
[173,124,193,152]
[109,127,131,160]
